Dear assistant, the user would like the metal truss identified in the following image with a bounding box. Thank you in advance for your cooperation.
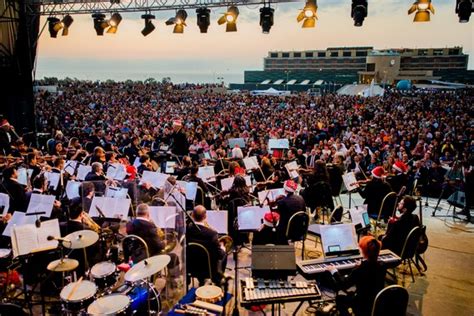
[27,0,298,16]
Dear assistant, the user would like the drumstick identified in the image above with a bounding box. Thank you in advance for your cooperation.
[67,276,83,300]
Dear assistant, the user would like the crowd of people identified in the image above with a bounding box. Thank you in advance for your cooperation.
[0,79,472,315]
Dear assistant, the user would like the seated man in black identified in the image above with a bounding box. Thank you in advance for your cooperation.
[327,236,387,316]
[277,180,306,236]
[380,195,420,256]
[359,166,393,219]
[252,211,288,246]
[186,205,226,285]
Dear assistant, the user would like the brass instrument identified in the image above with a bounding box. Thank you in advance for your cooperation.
[218,235,234,254]
[82,212,101,233]
[160,231,178,254]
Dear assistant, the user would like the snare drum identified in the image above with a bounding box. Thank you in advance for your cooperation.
[90,261,117,290]
[60,280,97,312]
[114,282,161,314]
[87,294,131,315]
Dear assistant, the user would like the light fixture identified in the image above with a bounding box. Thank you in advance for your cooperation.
[166,9,187,33]
[48,17,61,38]
[351,0,367,26]
[61,15,74,36]
[297,0,317,28]
[92,13,108,36]
[408,0,435,22]
[260,6,274,34]
[456,0,473,23]
[196,7,210,33]
[141,12,156,36]
[107,12,122,34]
[218,6,239,32]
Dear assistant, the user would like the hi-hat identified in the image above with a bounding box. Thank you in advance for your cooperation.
[47,258,79,272]
[124,254,170,282]
[64,230,99,249]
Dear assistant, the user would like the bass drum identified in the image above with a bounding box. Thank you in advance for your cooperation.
[114,282,161,314]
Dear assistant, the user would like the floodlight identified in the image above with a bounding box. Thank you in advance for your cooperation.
[92,13,107,36]
[351,0,367,26]
[297,0,317,28]
[218,6,239,32]
[141,13,156,36]
[408,0,435,22]
[260,7,274,34]
[107,12,122,34]
[196,7,211,33]
[456,0,473,23]
[48,17,61,38]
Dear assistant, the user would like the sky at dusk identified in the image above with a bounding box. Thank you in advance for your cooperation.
[35,0,473,83]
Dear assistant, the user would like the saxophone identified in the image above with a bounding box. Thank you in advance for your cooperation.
[82,212,101,233]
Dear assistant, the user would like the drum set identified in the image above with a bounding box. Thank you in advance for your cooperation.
[49,229,170,315]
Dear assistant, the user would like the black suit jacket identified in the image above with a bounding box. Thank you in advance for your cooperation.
[359,179,393,216]
[277,193,306,236]
[186,223,225,283]
[382,213,420,256]
[1,179,28,213]
[126,219,164,256]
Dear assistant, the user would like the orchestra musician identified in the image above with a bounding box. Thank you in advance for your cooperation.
[0,166,28,213]
[213,149,230,179]
[84,162,107,182]
[380,196,420,256]
[26,173,63,220]
[182,162,209,207]
[276,180,305,235]
[137,154,153,176]
[358,166,393,219]
[252,211,288,246]
[186,205,227,285]
[170,120,189,157]
[0,118,18,155]
[327,236,387,316]
[387,161,409,195]
[123,137,141,163]
[27,152,41,181]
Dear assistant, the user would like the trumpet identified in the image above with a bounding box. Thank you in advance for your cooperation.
[82,211,101,233]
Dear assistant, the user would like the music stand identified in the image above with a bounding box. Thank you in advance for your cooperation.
[251,245,296,280]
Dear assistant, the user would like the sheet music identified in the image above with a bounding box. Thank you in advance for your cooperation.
[342,172,359,192]
[220,176,252,192]
[268,138,289,149]
[3,212,35,237]
[165,161,176,174]
[133,157,140,168]
[206,210,228,234]
[63,160,78,176]
[89,196,131,220]
[148,206,177,229]
[237,206,269,231]
[26,194,55,218]
[77,165,92,181]
[12,224,38,257]
[105,186,128,199]
[320,224,358,256]
[285,161,299,179]
[243,156,259,170]
[0,193,10,216]
[140,171,168,189]
[106,163,127,181]
[258,188,286,205]
[36,219,61,250]
[45,171,61,190]
[176,181,198,201]
[198,166,216,183]
[65,181,81,199]
[17,168,28,186]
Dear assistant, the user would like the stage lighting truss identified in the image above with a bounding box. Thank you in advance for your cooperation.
[351,0,367,26]
[217,5,239,32]
[456,0,473,23]
[297,0,317,28]
[408,0,435,22]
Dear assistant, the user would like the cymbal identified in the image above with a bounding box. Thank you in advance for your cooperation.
[47,258,79,272]
[64,230,99,249]
[124,254,170,283]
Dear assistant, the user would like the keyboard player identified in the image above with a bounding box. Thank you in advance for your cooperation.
[326,236,386,316]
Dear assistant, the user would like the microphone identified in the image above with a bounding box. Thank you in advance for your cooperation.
[47,235,71,243]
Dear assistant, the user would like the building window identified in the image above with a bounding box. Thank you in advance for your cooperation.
[282,53,290,58]
[305,52,314,58]
[356,51,368,57]
[293,52,301,58]
[330,51,338,57]
[270,53,278,58]
[318,52,325,57]
[343,51,351,57]
[448,48,460,55]
[367,63,375,71]
[418,49,428,56]
[433,49,444,56]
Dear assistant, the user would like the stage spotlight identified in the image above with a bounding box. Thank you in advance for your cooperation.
[141,13,156,36]
[456,0,473,23]
[408,0,435,22]
[260,6,274,34]
[48,17,61,38]
[351,0,367,26]
[196,7,210,33]
[107,12,122,34]
[92,13,107,36]
[166,9,187,33]
[297,0,317,28]
[61,15,74,36]
[217,6,239,32]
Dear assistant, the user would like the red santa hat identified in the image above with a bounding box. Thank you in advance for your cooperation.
[283,180,297,193]
[0,119,9,127]
[126,165,137,180]
[371,166,385,179]
[392,161,408,174]
[263,212,280,227]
